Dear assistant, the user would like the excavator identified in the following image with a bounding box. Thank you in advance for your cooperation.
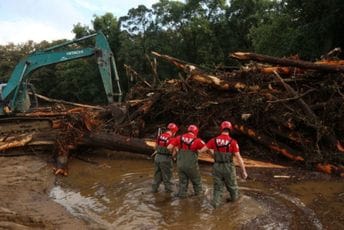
[0,31,123,135]
[0,31,122,115]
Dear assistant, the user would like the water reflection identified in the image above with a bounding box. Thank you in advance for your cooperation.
[50,155,328,229]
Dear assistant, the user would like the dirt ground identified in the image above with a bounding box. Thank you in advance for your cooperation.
[0,155,88,229]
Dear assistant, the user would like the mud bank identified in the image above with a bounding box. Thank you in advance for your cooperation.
[0,155,88,229]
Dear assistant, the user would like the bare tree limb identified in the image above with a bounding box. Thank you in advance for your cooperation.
[230,52,344,72]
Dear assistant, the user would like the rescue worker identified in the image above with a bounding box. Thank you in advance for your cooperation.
[205,121,248,208]
[152,122,179,193]
[168,125,206,198]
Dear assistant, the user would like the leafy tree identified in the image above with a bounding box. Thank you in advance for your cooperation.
[2,0,344,105]
[152,0,226,66]
[72,23,92,38]
[93,13,121,52]
[249,12,304,57]
[0,41,38,81]
[151,0,186,59]
[119,5,154,74]
[250,0,344,59]
[47,59,106,104]
[153,0,186,30]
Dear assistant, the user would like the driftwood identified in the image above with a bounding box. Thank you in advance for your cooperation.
[230,52,344,72]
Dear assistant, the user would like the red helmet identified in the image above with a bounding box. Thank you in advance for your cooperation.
[220,121,233,131]
[187,125,199,136]
[167,123,178,133]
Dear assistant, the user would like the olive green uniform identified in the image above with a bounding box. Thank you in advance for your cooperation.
[152,145,173,192]
[212,151,238,207]
[176,148,202,197]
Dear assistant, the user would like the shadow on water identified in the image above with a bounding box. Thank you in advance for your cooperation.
[50,152,343,229]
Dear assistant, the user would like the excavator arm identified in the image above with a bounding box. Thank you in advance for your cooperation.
[0,31,122,115]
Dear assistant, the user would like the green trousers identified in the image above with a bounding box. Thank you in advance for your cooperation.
[176,149,202,197]
[212,163,238,208]
[152,154,173,193]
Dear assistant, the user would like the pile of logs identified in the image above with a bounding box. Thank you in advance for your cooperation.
[113,50,344,176]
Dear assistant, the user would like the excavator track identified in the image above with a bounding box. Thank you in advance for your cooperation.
[0,116,53,137]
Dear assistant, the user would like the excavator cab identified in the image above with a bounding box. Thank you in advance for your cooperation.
[0,31,122,115]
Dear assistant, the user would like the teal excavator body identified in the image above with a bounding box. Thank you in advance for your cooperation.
[0,31,122,115]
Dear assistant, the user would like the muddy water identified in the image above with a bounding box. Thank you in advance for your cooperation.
[50,153,344,230]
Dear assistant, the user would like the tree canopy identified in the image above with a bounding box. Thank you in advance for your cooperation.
[1,0,343,103]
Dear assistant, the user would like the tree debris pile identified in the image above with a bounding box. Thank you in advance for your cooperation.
[0,105,102,175]
[117,51,344,176]
[53,108,101,176]
[1,51,343,177]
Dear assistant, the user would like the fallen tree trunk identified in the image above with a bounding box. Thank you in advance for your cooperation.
[190,74,255,92]
[0,134,33,151]
[152,51,254,92]
[2,129,215,163]
[83,132,215,163]
[230,52,344,72]
[82,132,156,155]
[234,124,305,161]
[2,129,343,176]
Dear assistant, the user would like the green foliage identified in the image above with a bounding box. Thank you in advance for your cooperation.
[120,5,153,35]
[249,12,303,57]
[50,59,106,104]
[0,42,37,81]
[72,23,92,38]
[1,0,344,104]
[250,0,344,59]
